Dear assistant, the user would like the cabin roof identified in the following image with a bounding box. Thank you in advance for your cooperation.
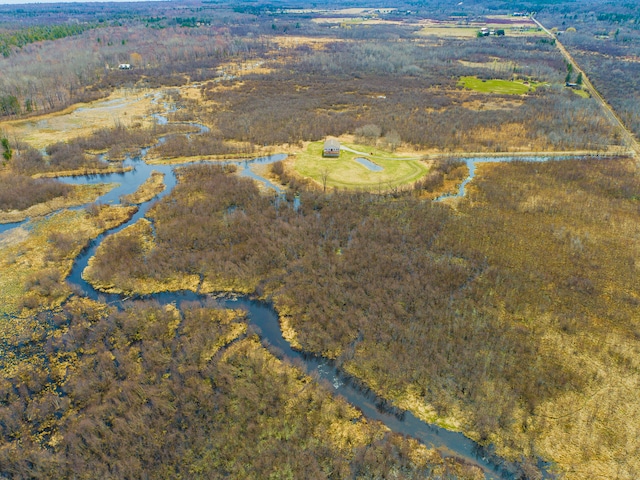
[324,138,340,149]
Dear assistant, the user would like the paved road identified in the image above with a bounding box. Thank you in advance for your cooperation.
[532,15,640,159]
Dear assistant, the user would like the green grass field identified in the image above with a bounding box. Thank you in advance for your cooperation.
[293,142,429,190]
[571,88,590,98]
[458,76,541,95]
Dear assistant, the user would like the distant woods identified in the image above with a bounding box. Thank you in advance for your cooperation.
[536,4,640,138]
[0,23,96,58]
[0,4,623,156]
[0,20,259,118]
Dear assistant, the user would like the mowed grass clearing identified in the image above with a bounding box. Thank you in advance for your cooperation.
[458,76,542,95]
[571,88,591,98]
[293,141,428,190]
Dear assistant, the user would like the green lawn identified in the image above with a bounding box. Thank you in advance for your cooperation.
[293,142,429,190]
[458,75,540,95]
[571,88,590,98]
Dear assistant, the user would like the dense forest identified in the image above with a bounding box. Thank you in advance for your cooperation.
[2,0,640,478]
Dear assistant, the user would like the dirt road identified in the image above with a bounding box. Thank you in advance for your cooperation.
[532,15,640,159]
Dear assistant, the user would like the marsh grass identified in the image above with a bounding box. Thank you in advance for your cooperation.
[0,205,136,317]
[1,91,155,150]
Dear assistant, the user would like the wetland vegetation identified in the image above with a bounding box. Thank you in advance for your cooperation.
[1,0,640,478]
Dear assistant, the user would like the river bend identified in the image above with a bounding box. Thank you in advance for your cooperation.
[3,93,557,479]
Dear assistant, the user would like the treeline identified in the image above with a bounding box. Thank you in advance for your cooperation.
[8,143,108,176]
[0,23,97,58]
[0,298,481,479]
[0,22,254,118]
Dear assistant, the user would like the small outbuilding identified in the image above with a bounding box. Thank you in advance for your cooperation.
[118,63,131,70]
[323,138,340,157]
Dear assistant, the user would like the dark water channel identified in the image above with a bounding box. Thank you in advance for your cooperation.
[3,99,557,479]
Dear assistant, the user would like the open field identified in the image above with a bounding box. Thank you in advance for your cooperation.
[1,91,155,150]
[292,141,428,190]
[458,76,543,95]
[571,88,591,99]
[417,16,544,38]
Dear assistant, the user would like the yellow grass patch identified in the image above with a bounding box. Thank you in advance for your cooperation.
[0,205,136,317]
[515,324,640,478]
[460,98,524,111]
[417,26,480,38]
[33,166,133,178]
[0,90,156,150]
[120,171,165,204]
[271,35,345,50]
[216,60,274,79]
[279,314,303,350]
[394,386,464,431]
[459,59,518,72]
[199,276,257,296]
[0,183,115,224]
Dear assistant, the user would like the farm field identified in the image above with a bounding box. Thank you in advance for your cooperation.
[457,76,543,95]
[1,0,640,478]
[417,15,544,38]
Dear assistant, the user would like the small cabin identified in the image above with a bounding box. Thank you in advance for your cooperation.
[118,64,131,70]
[323,138,340,157]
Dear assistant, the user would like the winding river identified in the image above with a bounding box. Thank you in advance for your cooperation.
[0,96,558,479]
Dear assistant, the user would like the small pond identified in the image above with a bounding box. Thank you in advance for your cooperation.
[354,156,384,172]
